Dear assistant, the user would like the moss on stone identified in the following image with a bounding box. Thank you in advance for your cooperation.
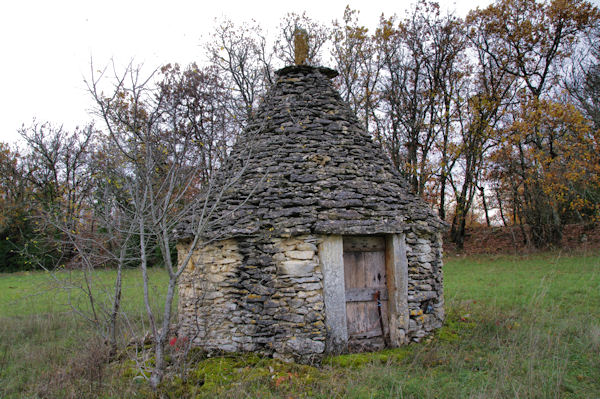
[145,353,323,397]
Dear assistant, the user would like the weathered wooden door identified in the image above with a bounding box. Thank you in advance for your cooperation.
[343,236,389,351]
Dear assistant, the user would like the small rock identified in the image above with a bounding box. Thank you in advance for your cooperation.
[285,337,325,355]
[279,260,316,276]
[285,250,315,260]
[296,242,318,251]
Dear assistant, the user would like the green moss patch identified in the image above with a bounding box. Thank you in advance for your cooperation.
[324,347,410,369]
[143,353,325,398]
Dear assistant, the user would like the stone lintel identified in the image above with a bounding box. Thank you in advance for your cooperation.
[314,220,404,235]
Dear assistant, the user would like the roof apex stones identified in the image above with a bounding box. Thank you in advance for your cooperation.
[276,65,339,79]
[181,66,445,241]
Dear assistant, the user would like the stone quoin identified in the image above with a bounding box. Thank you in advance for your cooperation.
[177,64,446,363]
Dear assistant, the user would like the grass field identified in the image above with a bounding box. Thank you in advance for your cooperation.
[0,252,598,398]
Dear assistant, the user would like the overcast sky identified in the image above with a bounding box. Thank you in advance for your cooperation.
[0,0,492,145]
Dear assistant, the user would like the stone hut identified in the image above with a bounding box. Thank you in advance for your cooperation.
[177,65,445,363]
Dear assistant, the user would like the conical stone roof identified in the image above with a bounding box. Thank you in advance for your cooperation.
[184,65,443,240]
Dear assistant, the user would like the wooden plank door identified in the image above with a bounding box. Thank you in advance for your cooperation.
[343,236,389,351]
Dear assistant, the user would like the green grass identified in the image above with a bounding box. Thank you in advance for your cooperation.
[1,252,599,398]
[0,267,170,397]
[0,267,170,317]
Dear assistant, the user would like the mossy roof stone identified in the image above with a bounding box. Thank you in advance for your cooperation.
[183,65,444,240]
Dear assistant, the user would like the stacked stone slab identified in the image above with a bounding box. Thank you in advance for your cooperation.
[178,65,446,362]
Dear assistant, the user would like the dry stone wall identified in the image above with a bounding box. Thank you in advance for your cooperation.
[405,228,444,341]
[178,235,327,363]
[177,240,243,352]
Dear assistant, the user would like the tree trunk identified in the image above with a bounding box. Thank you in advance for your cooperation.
[108,256,123,355]
[479,186,491,227]
[149,347,164,389]
[451,195,468,249]
[439,173,447,221]
[496,189,508,227]
[451,166,473,249]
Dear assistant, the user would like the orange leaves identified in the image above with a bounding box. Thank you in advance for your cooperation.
[497,97,600,221]
[547,0,599,31]
[376,17,396,42]
[468,0,598,101]
[273,371,299,389]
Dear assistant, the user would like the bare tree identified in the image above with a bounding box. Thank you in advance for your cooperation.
[372,1,468,200]
[427,11,466,220]
[331,7,384,135]
[565,25,600,131]
[158,63,235,182]
[18,122,98,265]
[86,59,254,388]
[14,121,145,354]
[446,27,516,247]
[206,18,274,126]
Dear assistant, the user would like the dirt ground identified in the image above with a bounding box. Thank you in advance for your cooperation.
[443,223,600,255]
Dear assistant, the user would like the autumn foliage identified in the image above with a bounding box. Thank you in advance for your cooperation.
[331,0,599,248]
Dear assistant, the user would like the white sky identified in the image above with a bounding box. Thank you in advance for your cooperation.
[0,0,490,145]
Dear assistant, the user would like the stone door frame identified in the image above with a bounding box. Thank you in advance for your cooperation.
[320,234,409,353]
